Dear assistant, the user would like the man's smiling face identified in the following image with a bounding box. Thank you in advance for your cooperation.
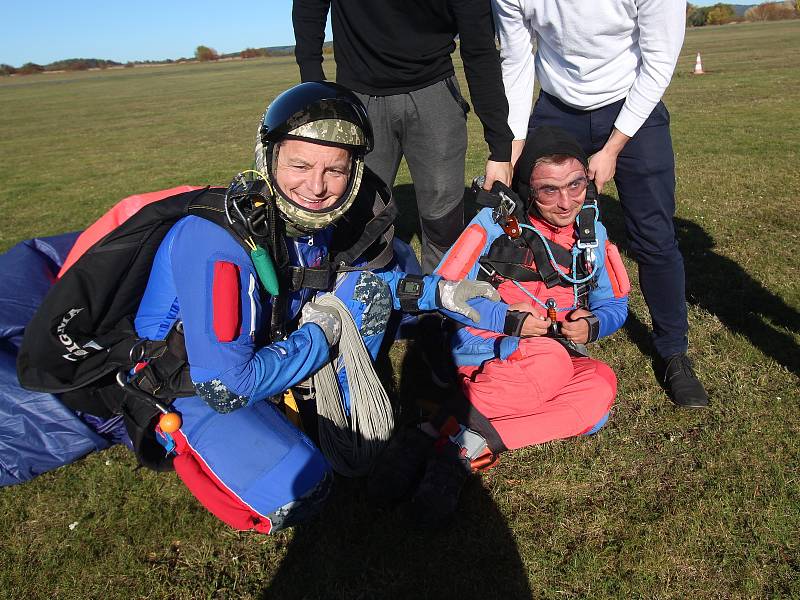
[274,139,352,211]
[529,157,588,228]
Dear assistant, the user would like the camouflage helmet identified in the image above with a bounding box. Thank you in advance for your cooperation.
[255,82,373,232]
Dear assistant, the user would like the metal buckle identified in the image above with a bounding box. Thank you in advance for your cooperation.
[116,369,170,415]
[128,339,148,364]
[478,263,497,280]
[584,246,597,267]
[492,190,517,224]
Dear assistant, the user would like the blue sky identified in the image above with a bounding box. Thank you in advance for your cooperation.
[1,0,723,67]
[0,0,331,66]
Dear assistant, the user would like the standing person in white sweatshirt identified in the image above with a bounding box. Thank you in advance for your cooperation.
[491,0,709,408]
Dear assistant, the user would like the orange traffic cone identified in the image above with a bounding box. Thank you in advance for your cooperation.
[693,52,705,75]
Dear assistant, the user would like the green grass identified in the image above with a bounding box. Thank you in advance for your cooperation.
[1,20,799,599]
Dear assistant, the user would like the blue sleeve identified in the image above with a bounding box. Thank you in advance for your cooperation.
[590,296,628,339]
[226,323,330,402]
[436,209,510,331]
[587,223,628,339]
[375,270,440,312]
[450,327,520,368]
[168,217,330,413]
[376,270,510,332]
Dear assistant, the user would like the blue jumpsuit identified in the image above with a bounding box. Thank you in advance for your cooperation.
[135,215,430,533]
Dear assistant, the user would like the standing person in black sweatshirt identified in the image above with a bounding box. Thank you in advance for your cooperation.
[293,0,514,272]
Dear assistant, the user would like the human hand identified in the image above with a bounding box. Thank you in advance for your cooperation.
[561,308,593,344]
[483,160,513,189]
[300,302,342,346]
[588,128,629,192]
[587,147,618,193]
[508,302,549,337]
[438,279,501,323]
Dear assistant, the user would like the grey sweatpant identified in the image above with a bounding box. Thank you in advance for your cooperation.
[355,77,468,272]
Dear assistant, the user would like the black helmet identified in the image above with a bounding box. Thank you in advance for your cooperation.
[255,82,373,232]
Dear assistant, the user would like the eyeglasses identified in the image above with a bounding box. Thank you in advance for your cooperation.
[531,176,588,205]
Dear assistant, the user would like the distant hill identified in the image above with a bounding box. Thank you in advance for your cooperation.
[731,4,757,16]
[219,41,330,59]
[1,58,123,74]
[47,58,123,71]
[3,42,332,73]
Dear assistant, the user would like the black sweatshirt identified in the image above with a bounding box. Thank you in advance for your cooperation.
[292,0,513,162]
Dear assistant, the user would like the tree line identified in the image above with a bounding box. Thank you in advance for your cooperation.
[687,1,798,26]
[0,42,314,77]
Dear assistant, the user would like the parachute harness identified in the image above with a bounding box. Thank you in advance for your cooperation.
[310,293,394,477]
[224,170,281,297]
[512,221,595,313]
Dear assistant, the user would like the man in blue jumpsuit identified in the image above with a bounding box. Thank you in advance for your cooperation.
[134,82,499,534]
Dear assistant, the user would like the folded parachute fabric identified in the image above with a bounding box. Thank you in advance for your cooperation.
[0,233,124,487]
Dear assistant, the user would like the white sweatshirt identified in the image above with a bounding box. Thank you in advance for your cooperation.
[491,0,686,140]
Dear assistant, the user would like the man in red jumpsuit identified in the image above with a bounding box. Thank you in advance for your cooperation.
[369,126,631,527]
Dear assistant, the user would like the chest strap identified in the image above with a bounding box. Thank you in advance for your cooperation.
[480,228,589,288]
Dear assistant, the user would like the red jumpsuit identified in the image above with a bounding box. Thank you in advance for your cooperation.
[438,209,630,450]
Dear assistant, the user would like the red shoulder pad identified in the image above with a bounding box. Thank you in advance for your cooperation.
[436,224,488,281]
[604,241,631,298]
[212,261,242,342]
[58,186,203,277]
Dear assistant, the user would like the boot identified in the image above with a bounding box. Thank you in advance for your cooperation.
[660,353,709,408]
[366,427,436,507]
[408,441,471,529]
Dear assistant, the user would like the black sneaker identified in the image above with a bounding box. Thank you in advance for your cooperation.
[408,444,471,529]
[366,427,436,507]
[661,353,709,408]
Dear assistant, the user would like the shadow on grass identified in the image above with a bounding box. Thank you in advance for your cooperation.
[265,350,530,598]
[262,473,531,599]
[598,194,800,377]
[265,185,531,596]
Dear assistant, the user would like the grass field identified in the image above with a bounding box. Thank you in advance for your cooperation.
[1,20,799,600]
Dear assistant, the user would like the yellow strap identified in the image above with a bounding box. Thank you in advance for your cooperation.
[283,390,302,430]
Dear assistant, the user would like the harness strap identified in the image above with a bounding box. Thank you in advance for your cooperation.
[576,205,597,246]
[130,323,195,401]
[481,230,579,288]
[287,261,335,292]
[525,230,562,287]
[332,175,398,271]
[576,181,600,250]
[188,189,270,256]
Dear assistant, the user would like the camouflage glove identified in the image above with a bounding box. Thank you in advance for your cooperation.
[300,302,342,346]
[437,280,500,323]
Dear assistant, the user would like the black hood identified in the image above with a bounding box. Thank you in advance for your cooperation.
[512,126,589,211]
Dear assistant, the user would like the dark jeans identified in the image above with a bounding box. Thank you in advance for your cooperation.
[530,92,688,358]
[355,77,468,272]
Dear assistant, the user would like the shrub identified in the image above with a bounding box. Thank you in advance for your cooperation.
[0,64,16,76]
[706,3,736,24]
[18,62,44,75]
[687,4,710,26]
[240,48,264,59]
[195,45,219,61]
[745,1,797,21]
[65,60,90,71]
